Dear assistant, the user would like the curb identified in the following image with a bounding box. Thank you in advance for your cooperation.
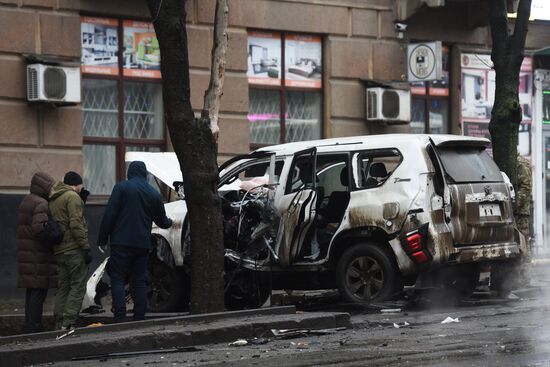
[0,310,350,366]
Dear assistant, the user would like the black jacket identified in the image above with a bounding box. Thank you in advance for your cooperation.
[97,161,172,249]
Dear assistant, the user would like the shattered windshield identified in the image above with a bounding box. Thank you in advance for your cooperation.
[437,147,503,183]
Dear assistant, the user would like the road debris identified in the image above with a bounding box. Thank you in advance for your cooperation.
[393,322,410,329]
[56,329,75,340]
[71,347,202,361]
[291,342,309,349]
[271,327,346,339]
[229,339,249,347]
[441,317,460,324]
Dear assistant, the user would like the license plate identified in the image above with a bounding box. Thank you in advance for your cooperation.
[479,203,501,217]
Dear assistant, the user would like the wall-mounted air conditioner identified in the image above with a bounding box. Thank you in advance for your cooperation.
[366,87,411,123]
[27,64,81,104]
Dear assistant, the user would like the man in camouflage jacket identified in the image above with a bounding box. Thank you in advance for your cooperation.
[515,153,532,243]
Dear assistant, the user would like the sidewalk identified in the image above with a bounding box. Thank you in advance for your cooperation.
[0,306,351,366]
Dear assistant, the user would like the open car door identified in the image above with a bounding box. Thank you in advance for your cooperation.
[277,148,318,266]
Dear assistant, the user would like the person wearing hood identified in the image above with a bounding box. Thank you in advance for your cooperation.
[98,160,172,323]
[49,171,91,330]
[17,171,57,333]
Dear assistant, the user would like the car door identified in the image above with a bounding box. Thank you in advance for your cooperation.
[433,142,515,246]
[276,148,317,266]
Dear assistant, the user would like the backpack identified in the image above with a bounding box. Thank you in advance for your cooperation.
[37,210,65,246]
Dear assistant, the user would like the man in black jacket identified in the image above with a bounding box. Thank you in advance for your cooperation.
[98,161,172,322]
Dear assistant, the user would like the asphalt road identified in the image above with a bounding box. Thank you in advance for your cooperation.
[41,265,550,367]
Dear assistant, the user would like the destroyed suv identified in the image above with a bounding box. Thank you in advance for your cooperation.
[125,134,526,311]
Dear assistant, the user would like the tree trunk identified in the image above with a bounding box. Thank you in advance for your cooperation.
[488,0,531,189]
[147,0,225,313]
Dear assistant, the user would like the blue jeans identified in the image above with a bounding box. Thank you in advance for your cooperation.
[109,245,149,322]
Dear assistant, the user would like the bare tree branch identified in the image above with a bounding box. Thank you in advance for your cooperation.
[490,0,509,68]
[202,0,229,140]
[512,0,532,55]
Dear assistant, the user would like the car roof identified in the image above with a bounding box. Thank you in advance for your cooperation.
[255,134,490,155]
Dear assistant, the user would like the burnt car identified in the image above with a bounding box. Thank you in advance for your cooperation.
[86,134,527,312]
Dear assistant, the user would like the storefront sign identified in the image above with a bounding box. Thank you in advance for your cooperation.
[284,35,322,89]
[123,21,161,79]
[407,42,442,82]
[81,17,119,76]
[247,31,282,86]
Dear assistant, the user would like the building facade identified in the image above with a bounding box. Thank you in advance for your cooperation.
[0,0,549,298]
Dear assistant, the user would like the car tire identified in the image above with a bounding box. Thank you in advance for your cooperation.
[438,263,480,300]
[336,243,403,304]
[225,267,272,311]
[147,255,190,312]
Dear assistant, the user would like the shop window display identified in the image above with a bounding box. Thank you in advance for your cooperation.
[81,16,165,197]
[247,31,323,146]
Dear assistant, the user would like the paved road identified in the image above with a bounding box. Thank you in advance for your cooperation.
[42,266,550,366]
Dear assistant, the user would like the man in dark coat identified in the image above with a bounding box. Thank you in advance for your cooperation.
[98,161,172,322]
[17,171,57,333]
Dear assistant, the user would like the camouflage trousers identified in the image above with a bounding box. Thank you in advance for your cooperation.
[54,249,87,329]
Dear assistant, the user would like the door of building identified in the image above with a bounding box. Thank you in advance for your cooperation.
[543,132,550,250]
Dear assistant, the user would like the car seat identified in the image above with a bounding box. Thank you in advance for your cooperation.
[365,162,388,188]
[318,166,350,225]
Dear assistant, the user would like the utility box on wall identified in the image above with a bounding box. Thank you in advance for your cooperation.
[366,87,411,123]
[27,64,81,104]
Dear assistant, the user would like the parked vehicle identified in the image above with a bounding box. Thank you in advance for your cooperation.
[88,134,527,312]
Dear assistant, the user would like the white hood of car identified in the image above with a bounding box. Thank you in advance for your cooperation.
[125,152,182,190]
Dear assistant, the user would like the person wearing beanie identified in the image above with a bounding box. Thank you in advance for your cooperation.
[49,171,91,330]
[17,171,58,333]
[98,161,172,323]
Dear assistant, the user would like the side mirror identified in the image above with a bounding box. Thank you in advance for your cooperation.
[173,181,185,199]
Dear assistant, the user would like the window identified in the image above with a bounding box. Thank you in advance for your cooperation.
[81,17,165,196]
[247,32,322,147]
[355,151,402,189]
[410,46,450,134]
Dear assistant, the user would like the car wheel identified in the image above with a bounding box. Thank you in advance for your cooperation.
[438,263,480,300]
[490,258,522,296]
[225,267,272,311]
[147,255,190,312]
[336,243,403,304]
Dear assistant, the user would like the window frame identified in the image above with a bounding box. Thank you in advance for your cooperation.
[81,15,166,199]
[248,30,325,149]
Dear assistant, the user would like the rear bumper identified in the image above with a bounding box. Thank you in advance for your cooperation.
[450,242,522,263]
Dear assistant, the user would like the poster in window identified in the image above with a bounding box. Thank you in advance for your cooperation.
[247,31,282,86]
[461,53,532,123]
[81,17,119,76]
[284,35,322,89]
[123,20,161,79]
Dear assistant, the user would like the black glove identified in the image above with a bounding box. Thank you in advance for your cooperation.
[80,188,90,203]
[84,249,92,265]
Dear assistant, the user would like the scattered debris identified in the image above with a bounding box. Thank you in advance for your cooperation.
[339,337,350,346]
[271,327,346,339]
[86,322,104,328]
[56,329,75,340]
[393,322,410,329]
[229,339,249,347]
[71,347,202,361]
[441,317,460,324]
[291,342,309,349]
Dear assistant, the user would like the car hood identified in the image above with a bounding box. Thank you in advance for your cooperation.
[125,152,181,190]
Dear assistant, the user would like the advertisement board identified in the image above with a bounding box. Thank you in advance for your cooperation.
[284,34,322,89]
[81,17,119,76]
[123,20,161,79]
[247,31,282,86]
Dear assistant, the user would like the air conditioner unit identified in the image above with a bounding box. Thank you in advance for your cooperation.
[26,64,81,104]
[366,87,411,123]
